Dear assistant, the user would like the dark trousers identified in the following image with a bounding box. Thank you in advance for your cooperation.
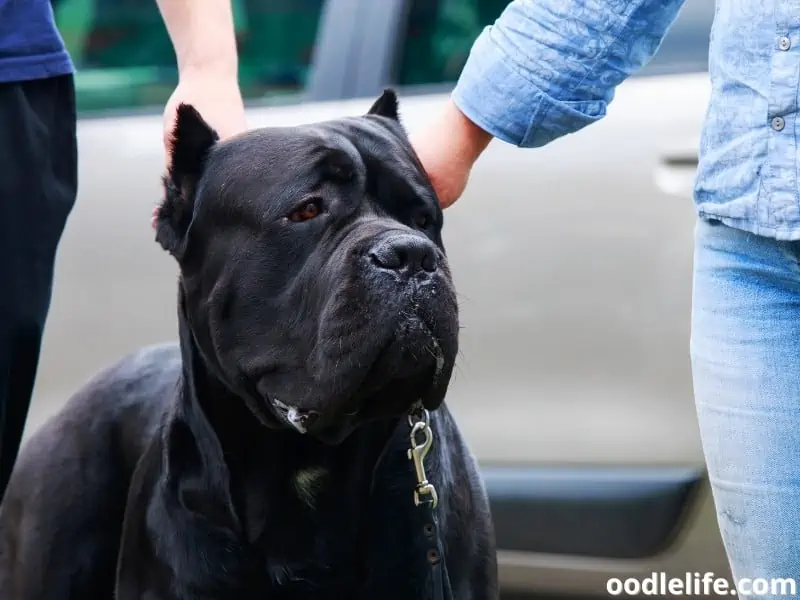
[0,74,78,502]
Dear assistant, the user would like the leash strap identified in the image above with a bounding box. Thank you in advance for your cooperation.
[407,405,454,600]
[417,497,453,600]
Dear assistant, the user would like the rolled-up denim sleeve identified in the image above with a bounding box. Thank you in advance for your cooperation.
[452,0,688,148]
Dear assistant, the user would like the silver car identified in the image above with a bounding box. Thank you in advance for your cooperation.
[33,0,726,596]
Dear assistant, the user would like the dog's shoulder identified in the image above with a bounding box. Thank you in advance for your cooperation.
[1,340,182,500]
[0,342,184,597]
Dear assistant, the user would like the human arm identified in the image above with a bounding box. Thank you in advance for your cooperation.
[410,0,689,207]
[155,0,246,158]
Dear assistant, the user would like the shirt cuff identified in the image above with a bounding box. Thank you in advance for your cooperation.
[451,26,609,149]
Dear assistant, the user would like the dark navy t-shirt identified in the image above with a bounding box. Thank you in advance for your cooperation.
[0,0,73,83]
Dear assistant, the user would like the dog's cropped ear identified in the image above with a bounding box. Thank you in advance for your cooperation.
[155,103,219,260]
[367,88,399,121]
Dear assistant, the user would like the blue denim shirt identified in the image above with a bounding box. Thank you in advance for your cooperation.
[452,0,800,240]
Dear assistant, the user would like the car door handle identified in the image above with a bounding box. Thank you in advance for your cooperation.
[654,151,699,197]
[661,154,698,168]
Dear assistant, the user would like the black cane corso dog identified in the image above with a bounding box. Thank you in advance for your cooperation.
[0,90,497,600]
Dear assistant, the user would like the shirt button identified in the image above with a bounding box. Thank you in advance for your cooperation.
[772,116,786,131]
[779,36,791,50]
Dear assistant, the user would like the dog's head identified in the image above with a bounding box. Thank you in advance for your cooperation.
[154,90,458,444]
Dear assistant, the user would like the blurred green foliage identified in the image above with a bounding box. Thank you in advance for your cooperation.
[52,0,510,114]
[397,0,507,87]
[53,0,323,113]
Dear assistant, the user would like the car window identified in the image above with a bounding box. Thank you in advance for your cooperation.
[640,0,715,77]
[394,0,715,88]
[53,0,325,114]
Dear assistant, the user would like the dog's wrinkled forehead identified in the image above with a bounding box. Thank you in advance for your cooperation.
[195,115,435,220]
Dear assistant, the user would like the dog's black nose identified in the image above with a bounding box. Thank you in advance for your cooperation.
[369,234,438,275]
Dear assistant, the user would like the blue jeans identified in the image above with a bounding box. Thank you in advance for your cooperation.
[692,218,800,597]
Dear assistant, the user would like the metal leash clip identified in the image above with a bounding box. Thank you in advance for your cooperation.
[407,403,438,508]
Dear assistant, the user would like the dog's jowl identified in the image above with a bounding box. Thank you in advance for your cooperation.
[0,90,498,600]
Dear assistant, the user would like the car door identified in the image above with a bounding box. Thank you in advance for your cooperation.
[28,0,363,434]
[347,0,728,596]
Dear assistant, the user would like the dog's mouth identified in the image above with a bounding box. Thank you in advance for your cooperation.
[269,398,361,445]
[270,397,358,433]
[266,314,448,443]
[357,315,445,395]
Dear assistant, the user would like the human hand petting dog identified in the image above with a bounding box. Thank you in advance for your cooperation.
[156,0,246,160]
[152,0,247,229]
[162,70,246,161]
[154,71,245,228]
[409,98,493,209]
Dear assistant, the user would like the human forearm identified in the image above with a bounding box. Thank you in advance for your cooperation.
[155,0,245,165]
[155,0,238,78]
[452,0,688,148]
[438,99,493,166]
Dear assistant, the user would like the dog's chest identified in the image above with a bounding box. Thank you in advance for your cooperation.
[260,538,360,599]
[239,466,366,597]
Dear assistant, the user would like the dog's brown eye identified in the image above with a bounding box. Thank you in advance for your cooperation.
[288,199,322,223]
[413,214,430,229]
